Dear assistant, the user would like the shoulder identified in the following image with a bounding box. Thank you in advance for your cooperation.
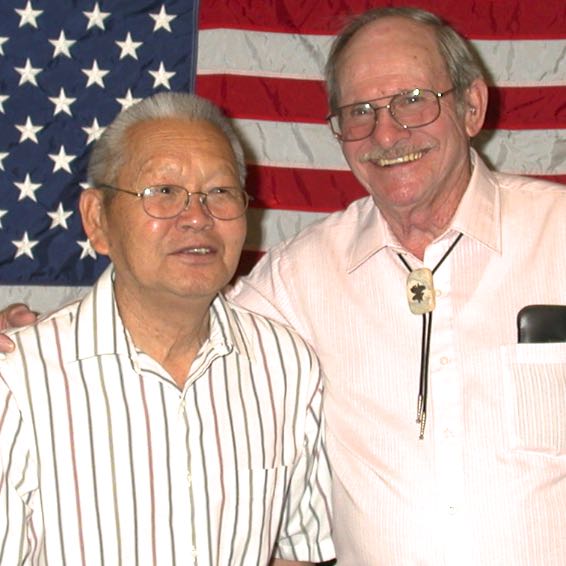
[0,301,80,382]
[494,172,566,222]
[253,196,376,270]
[224,299,319,360]
[495,171,566,199]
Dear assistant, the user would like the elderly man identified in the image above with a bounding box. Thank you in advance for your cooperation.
[229,7,566,566]
[3,7,566,566]
[0,92,334,565]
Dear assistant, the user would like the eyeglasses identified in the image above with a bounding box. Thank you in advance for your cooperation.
[99,184,250,220]
[327,87,455,142]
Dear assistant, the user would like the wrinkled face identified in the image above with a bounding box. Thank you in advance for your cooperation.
[82,118,247,306]
[335,17,484,216]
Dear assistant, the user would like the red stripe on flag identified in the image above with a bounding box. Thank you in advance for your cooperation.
[199,0,566,39]
[198,76,566,131]
[246,166,566,213]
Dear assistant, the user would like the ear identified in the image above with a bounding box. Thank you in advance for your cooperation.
[79,188,110,256]
[463,78,489,138]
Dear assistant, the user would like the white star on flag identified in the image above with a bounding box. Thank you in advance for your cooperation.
[83,2,110,31]
[0,94,8,113]
[77,239,97,260]
[47,203,73,229]
[149,62,175,89]
[83,118,105,144]
[149,6,176,32]
[0,209,7,228]
[0,37,8,56]
[82,60,109,87]
[49,88,76,116]
[15,58,42,86]
[15,1,43,29]
[49,31,76,58]
[116,89,142,110]
[49,146,76,173]
[13,232,39,259]
[16,116,42,143]
[0,152,8,171]
[15,174,41,202]
[116,32,142,60]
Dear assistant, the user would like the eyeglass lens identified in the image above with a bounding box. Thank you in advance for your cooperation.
[332,89,443,141]
[142,186,248,220]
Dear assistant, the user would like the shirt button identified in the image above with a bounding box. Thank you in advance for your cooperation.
[448,505,457,515]
[440,356,450,365]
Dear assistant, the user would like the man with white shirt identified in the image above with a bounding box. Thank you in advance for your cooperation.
[0,91,333,565]
[229,7,566,565]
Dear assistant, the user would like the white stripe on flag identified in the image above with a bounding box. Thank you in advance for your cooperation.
[233,118,566,176]
[198,29,566,87]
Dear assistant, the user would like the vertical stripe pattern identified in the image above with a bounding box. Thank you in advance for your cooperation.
[0,266,334,565]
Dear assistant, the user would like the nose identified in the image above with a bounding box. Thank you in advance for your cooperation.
[175,193,214,230]
[370,107,410,148]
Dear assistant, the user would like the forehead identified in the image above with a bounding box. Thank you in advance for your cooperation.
[123,117,236,169]
[336,17,449,98]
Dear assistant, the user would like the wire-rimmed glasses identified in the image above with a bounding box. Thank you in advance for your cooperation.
[99,184,251,220]
[327,87,455,142]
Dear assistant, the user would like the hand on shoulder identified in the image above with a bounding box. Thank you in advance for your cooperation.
[0,303,38,353]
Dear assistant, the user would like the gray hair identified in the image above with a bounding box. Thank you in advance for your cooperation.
[87,91,247,189]
[325,7,485,114]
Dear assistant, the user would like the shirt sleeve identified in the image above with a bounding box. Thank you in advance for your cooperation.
[0,373,39,564]
[272,356,335,562]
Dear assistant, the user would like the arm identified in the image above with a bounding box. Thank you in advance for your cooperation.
[271,560,313,566]
[271,353,334,564]
[0,374,38,562]
[0,303,37,352]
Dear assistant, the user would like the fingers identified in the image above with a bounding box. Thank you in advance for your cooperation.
[4,304,38,327]
[1,303,37,328]
[0,334,15,353]
[0,303,38,354]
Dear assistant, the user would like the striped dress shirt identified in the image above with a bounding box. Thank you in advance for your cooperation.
[231,151,566,565]
[0,266,334,565]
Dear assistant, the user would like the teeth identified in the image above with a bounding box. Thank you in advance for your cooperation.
[188,247,210,255]
[377,151,423,167]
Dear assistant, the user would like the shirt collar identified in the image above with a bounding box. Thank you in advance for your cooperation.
[450,149,501,253]
[346,149,501,272]
[74,265,253,363]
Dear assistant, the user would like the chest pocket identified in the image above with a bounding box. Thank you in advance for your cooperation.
[501,343,566,456]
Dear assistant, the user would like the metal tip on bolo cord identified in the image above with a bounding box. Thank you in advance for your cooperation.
[418,412,427,440]
[416,395,424,423]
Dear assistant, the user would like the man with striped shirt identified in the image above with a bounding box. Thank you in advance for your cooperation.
[0,92,334,565]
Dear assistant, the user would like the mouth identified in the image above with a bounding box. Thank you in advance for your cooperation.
[361,149,427,167]
[173,246,215,256]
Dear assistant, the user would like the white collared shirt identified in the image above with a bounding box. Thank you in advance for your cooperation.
[0,266,334,565]
[230,151,566,565]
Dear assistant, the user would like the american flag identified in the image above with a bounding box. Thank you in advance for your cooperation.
[1,0,565,312]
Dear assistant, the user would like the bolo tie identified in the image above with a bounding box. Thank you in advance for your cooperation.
[397,232,463,439]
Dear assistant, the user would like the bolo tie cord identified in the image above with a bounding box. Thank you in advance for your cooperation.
[397,232,463,439]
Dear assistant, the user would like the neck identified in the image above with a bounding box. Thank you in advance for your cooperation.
[381,185,466,260]
[115,285,213,388]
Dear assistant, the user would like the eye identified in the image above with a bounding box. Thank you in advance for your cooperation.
[207,187,240,200]
[398,91,426,107]
[208,186,231,195]
[146,185,179,197]
[348,103,373,118]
